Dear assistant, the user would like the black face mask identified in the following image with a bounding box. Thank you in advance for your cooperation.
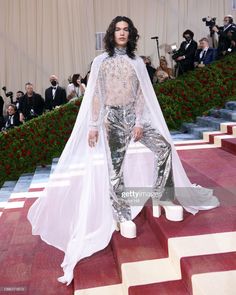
[184,36,191,43]
[51,80,57,87]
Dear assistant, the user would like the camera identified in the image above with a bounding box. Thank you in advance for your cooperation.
[6,91,13,98]
[2,86,13,103]
[202,16,216,27]
[202,16,217,36]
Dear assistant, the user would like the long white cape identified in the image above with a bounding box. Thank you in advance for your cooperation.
[27,52,219,284]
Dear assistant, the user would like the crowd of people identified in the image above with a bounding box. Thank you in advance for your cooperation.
[143,14,236,82]
[0,15,235,132]
[0,72,90,132]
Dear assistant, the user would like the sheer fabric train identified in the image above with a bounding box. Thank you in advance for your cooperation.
[27,52,220,285]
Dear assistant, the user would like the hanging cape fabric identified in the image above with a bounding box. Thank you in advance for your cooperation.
[27,52,219,285]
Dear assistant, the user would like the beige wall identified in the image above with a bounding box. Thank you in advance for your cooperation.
[0,0,235,100]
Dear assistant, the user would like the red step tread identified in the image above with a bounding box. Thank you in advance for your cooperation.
[111,212,167,278]
[128,280,189,295]
[181,252,236,294]
[74,245,121,290]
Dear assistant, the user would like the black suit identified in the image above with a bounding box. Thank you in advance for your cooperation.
[45,86,67,111]
[0,96,4,117]
[217,24,236,57]
[19,92,45,121]
[194,48,217,65]
[4,112,21,130]
[173,39,198,74]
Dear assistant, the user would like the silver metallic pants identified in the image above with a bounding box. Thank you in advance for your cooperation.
[104,103,174,222]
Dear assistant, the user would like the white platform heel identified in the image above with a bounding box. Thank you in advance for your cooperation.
[153,201,183,221]
[118,220,137,239]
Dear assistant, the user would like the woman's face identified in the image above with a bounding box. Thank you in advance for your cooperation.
[160,60,167,68]
[114,21,129,48]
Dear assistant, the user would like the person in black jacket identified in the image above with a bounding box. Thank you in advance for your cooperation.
[0,95,4,130]
[172,29,197,75]
[0,95,4,117]
[19,82,45,122]
[212,15,236,58]
[45,75,67,111]
[2,104,21,131]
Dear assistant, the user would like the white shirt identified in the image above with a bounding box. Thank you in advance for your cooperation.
[200,47,209,59]
[67,83,86,98]
[52,85,58,98]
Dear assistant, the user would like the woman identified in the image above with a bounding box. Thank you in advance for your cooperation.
[67,73,86,101]
[155,56,174,83]
[28,16,219,286]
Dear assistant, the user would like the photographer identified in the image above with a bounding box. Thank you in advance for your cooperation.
[212,15,236,58]
[19,82,45,122]
[14,90,24,110]
[0,95,4,130]
[172,29,197,75]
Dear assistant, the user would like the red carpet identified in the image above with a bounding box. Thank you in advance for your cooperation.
[1,140,236,294]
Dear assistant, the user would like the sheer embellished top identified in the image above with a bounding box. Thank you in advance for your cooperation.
[90,48,145,129]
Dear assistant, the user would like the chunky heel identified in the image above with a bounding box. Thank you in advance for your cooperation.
[153,201,184,222]
[163,205,183,221]
[120,220,137,239]
[153,205,162,217]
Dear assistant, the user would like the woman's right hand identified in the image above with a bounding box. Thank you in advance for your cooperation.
[88,130,99,147]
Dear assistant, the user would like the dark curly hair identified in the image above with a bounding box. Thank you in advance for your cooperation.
[103,16,139,59]
[183,29,194,39]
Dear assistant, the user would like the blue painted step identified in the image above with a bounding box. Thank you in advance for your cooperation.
[30,165,51,186]
[170,131,199,141]
[0,181,17,202]
[219,109,236,121]
[181,122,216,138]
[12,173,34,193]
[225,101,236,110]
[196,116,226,129]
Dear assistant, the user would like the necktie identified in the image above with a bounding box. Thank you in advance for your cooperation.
[200,50,206,61]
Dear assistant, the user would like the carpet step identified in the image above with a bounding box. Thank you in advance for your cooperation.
[221,137,236,155]
[0,180,17,202]
[0,198,74,295]
[192,270,236,295]
[128,252,236,295]
[74,245,121,291]
[12,173,34,193]
[129,280,189,295]
[181,252,236,294]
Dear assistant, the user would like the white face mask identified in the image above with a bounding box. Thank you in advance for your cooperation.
[224,19,230,26]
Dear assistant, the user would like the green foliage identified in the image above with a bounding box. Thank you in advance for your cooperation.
[0,53,236,185]
[0,100,81,186]
[155,53,236,129]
